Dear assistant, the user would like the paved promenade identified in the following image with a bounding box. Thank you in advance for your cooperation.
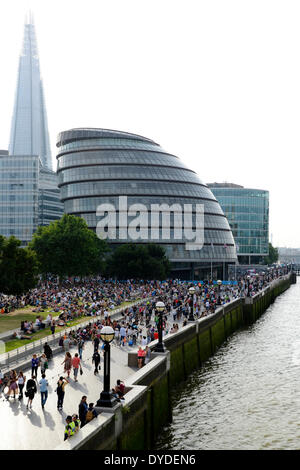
[0,337,138,450]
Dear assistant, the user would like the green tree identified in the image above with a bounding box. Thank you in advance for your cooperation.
[0,235,39,295]
[30,214,108,277]
[107,243,170,280]
[265,242,279,265]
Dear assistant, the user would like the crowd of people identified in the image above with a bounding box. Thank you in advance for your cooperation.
[0,265,291,442]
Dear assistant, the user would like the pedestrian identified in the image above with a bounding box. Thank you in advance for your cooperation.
[92,349,101,375]
[7,370,18,399]
[137,347,144,368]
[56,376,69,410]
[39,373,49,409]
[39,353,48,375]
[93,335,100,351]
[77,338,84,360]
[44,342,53,361]
[64,415,76,441]
[72,353,81,382]
[85,403,97,424]
[63,335,71,352]
[78,395,88,427]
[144,346,151,365]
[25,375,37,409]
[31,354,39,378]
[17,371,26,400]
[62,352,72,378]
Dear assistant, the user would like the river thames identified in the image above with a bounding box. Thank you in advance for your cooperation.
[156,279,300,450]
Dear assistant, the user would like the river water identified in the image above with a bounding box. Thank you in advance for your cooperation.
[156,280,300,450]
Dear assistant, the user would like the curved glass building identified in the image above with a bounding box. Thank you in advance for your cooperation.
[56,128,237,279]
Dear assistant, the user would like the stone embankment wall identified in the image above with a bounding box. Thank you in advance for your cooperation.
[58,274,293,451]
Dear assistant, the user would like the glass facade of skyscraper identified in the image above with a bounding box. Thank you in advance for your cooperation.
[0,151,63,245]
[56,128,237,279]
[207,183,269,264]
[0,16,63,246]
[9,17,52,170]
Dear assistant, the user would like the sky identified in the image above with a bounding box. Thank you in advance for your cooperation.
[0,0,299,248]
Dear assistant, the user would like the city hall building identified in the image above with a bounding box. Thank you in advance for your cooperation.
[56,128,237,279]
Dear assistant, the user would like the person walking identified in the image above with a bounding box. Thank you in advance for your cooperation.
[62,352,72,378]
[39,353,48,375]
[26,376,37,409]
[17,371,26,400]
[39,373,49,409]
[72,353,81,382]
[31,354,39,378]
[92,349,101,375]
[44,343,53,361]
[7,370,18,399]
[77,338,84,360]
[93,335,100,352]
[56,376,69,410]
[63,335,71,352]
[78,395,88,428]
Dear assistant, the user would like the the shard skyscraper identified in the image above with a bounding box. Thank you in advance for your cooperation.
[0,13,63,245]
[9,13,52,170]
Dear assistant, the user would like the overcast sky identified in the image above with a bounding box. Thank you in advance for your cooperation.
[0,0,299,248]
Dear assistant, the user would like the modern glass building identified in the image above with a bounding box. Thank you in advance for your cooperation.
[0,14,63,245]
[9,13,52,170]
[207,183,269,264]
[56,128,237,279]
[0,151,63,245]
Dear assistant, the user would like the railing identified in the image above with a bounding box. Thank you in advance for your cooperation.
[0,297,149,371]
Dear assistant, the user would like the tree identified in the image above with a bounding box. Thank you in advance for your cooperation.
[265,242,279,265]
[29,214,108,277]
[107,243,170,280]
[0,235,39,295]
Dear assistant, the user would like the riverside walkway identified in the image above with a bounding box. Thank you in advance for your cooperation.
[0,303,187,450]
[0,272,291,450]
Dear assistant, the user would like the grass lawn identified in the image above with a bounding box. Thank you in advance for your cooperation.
[2,299,138,352]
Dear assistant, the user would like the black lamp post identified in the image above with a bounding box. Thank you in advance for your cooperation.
[188,286,196,321]
[96,326,117,408]
[154,301,165,353]
[247,275,251,296]
[217,280,222,305]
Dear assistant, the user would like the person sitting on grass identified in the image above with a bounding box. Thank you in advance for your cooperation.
[13,331,32,340]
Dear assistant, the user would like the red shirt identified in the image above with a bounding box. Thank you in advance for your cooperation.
[72,357,81,369]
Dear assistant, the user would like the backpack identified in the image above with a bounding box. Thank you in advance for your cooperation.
[85,410,94,423]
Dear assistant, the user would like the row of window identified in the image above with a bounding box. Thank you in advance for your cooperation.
[58,138,162,154]
[59,181,218,200]
[82,213,231,230]
[211,189,269,198]
[57,166,200,185]
[57,150,183,171]
[64,196,224,216]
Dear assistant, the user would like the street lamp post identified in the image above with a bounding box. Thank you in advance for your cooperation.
[217,280,222,305]
[96,326,117,408]
[247,275,251,296]
[154,301,165,353]
[188,286,196,321]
